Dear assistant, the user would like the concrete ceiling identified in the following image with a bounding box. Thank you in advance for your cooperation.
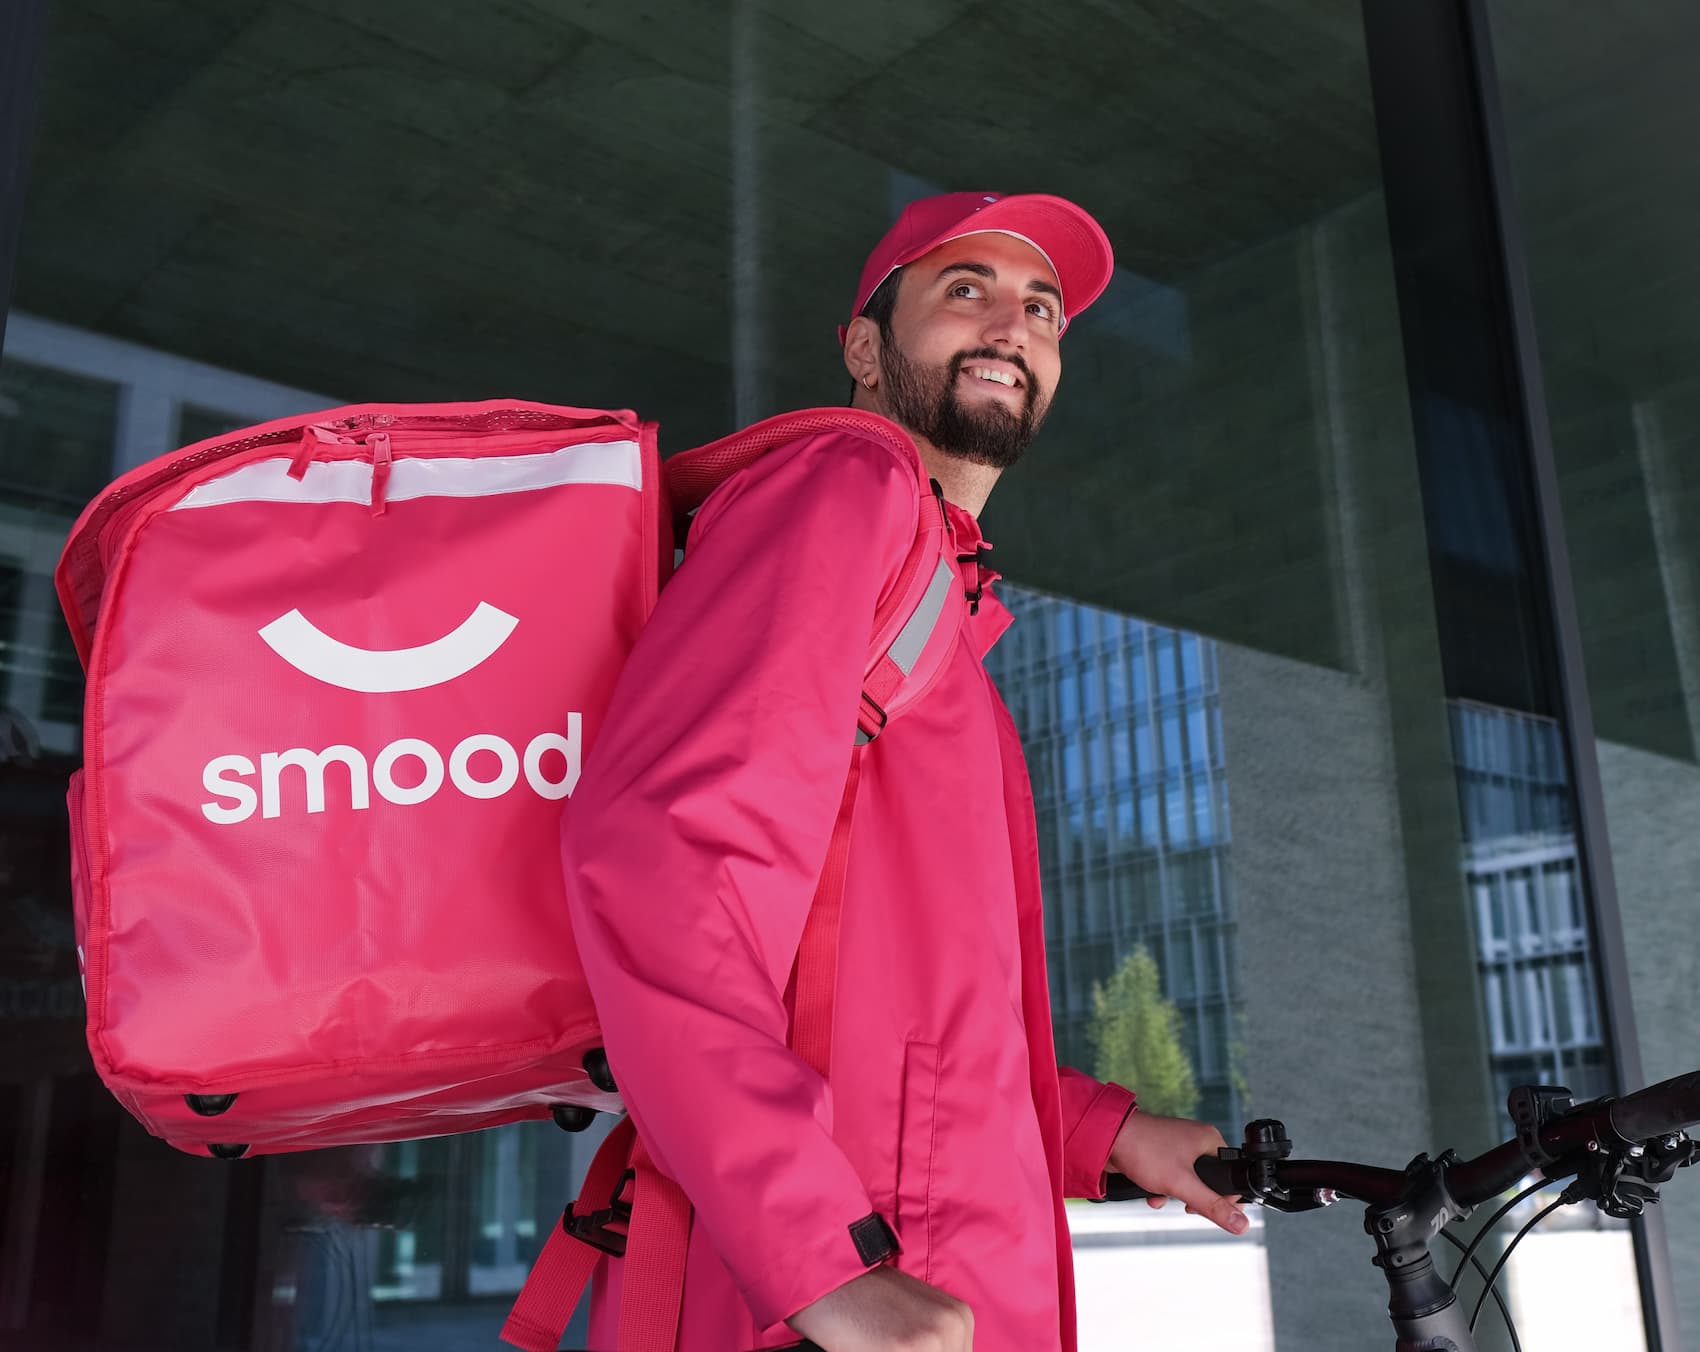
[16,0,1694,700]
[16,0,1382,447]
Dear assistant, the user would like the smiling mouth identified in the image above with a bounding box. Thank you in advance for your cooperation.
[961,365,1023,389]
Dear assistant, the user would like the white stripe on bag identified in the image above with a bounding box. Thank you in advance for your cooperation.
[171,438,643,510]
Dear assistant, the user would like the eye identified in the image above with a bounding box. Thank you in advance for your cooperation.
[948,280,984,300]
[1027,298,1057,323]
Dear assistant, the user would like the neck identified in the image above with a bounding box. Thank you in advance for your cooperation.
[912,446,1001,518]
[850,390,1003,516]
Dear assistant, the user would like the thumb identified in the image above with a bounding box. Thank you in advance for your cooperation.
[1175,1179,1249,1235]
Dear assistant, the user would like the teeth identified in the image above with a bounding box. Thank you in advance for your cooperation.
[968,368,1016,386]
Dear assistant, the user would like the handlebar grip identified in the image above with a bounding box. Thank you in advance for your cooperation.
[1102,1172,1157,1201]
[1104,1156,1243,1202]
[1194,1155,1242,1196]
[1608,1069,1700,1143]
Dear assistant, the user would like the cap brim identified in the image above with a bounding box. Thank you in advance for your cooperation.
[895,194,1114,332]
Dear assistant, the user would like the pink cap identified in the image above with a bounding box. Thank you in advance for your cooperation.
[846,191,1114,338]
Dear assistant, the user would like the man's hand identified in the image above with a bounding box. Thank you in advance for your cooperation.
[787,1265,973,1351]
[1108,1110,1249,1236]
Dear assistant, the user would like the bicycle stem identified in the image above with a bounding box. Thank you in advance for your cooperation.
[1364,1150,1477,1351]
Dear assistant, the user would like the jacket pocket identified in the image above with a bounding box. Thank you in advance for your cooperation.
[894,1039,941,1281]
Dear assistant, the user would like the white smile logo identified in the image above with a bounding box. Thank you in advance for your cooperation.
[258,603,519,693]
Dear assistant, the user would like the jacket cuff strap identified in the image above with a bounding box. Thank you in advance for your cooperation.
[848,1212,901,1267]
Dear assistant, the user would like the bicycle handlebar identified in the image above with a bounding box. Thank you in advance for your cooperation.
[1103,1068,1700,1212]
[1090,1073,1700,1352]
[1608,1069,1700,1143]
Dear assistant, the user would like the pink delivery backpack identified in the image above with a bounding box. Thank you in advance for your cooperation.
[56,398,962,1162]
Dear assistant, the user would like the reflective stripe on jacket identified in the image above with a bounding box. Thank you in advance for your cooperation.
[562,426,1136,1351]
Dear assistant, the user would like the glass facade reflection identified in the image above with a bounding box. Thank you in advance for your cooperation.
[1451,702,1606,1107]
[1486,2,1700,1342]
[985,589,1243,1133]
[1,1,1695,1349]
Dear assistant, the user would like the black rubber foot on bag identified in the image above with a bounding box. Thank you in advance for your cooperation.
[551,1104,598,1133]
[583,1047,617,1094]
[208,1142,250,1159]
[186,1093,238,1117]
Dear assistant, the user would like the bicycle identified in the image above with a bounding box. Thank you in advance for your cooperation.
[1090,1069,1700,1351]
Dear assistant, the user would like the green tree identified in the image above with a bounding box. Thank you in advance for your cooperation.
[1088,944,1199,1119]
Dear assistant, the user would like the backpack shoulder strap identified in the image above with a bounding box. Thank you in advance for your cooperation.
[665,407,963,746]
[663,406,924,519]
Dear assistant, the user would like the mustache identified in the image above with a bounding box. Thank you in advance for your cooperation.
[949,347,1037,391]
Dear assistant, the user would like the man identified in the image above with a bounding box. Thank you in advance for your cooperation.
[562,192,1247,1352]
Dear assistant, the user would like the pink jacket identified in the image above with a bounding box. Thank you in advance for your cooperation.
[563,423,1137,1351]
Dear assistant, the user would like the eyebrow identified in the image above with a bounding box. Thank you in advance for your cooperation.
[936,261,1063,307]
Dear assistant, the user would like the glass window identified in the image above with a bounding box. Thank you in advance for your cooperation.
[0,359,118,513]
[1187,704,1209,771]
[1161,708,1183,773]
[1087,727,1107,796]
[1139,788,1161,850]
[1181,633,1203,691]
[1082,657,1102,720]
[1112,723,1132,785]
[1062,737,1082,799]
[0,361,119,756]
[1105,651,1127,712]
[1054,604,1078,654]
[1154,632,1179,699]
[1164,781,1190,849]
[1169,929,1197,1000]
[1134,718,1154,778]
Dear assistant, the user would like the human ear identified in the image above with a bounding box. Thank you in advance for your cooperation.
[842,315,883,390]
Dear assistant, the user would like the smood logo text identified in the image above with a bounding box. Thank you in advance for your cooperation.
[200,721,580,824]
[200,604,580,825]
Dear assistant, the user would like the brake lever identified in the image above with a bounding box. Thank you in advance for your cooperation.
[1562,1131,1699,1218]
[1257,1188,1339,1214]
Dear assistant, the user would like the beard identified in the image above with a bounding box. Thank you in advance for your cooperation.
[878,341,1049,469]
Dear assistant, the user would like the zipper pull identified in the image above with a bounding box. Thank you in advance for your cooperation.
[290,424,354,481]
[368,431,393,516]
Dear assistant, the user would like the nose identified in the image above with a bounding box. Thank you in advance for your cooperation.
[979,289,1029,354]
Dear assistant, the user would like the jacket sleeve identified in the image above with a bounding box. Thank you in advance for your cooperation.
[561,431,920,1332]
[1058,1066,1137,1199]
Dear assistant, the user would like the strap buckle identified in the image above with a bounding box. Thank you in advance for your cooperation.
[854,691,889,746]
[562,1167,636,1257]
[957,548,990,616]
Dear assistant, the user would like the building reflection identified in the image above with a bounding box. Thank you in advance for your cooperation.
[984,586,1244,1134]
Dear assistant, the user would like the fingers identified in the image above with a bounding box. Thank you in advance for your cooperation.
[1173,1180,1249,1235]
[1203,1193,1249,1235]
[1145,1195,1168,1210]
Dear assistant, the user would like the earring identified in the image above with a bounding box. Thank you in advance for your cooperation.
[863,373,876,390]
